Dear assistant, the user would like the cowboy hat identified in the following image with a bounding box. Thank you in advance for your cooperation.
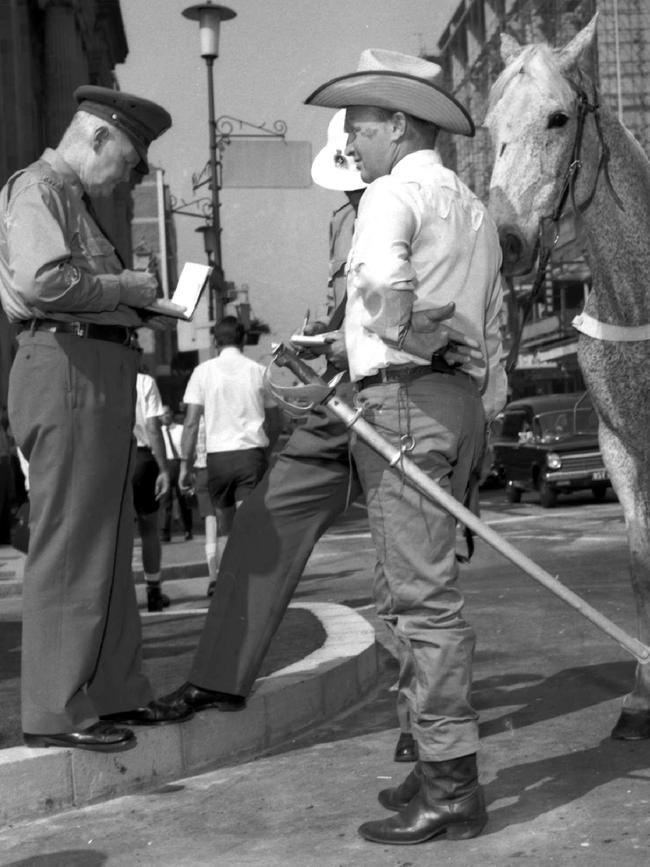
[305,49,474,137]
[310,110,368,191]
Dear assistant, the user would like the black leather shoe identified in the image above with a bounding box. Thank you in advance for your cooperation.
[147,584,170,612]
[161,681,246,714]
[611,709,650,740]
[184,530,193,541]
[100,699,194,726]
[393,731,418,763]
[359,787,487,845]
[378,766,421,812]
[24,721,136,753]
[161,531,171,542]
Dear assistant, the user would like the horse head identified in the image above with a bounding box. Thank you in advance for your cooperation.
[485,15,599,276]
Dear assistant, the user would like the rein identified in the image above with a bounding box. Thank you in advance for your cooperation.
[505,82,624,373]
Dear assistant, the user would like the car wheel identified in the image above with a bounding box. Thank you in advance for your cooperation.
[592,483,608,501]
[539,477,557,508]
[506,483,521,504]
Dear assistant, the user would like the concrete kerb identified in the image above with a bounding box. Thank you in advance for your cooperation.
[0,601,378,828]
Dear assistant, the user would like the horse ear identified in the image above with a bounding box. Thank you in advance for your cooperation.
[558,13,598,73]
[500,32,525,66]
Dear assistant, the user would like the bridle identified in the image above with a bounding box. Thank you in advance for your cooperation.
[505,80,624,373]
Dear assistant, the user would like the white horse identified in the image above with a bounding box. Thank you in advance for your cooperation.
[485,15,650,740]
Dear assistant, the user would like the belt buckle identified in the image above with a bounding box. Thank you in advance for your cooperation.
[73,322,89,338]
[126,330,138,348]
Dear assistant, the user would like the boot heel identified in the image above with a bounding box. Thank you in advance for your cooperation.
[445,815,487,840]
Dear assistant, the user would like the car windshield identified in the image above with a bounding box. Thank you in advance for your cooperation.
[536,407,598,441]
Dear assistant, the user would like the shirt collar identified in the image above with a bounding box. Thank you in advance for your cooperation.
[391,149,442,179]
[217,346,243,358]
[41,148,84,196]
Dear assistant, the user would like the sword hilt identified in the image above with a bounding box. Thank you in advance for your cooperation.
[271,342,327,387]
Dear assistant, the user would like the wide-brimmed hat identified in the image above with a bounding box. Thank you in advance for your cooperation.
[305,49,474,137]
[74,85,172,174]
[310,110,367,192]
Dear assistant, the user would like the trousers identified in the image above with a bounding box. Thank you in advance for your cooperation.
[189,400,362,696]
[352,370,485,761]
[8,330,153,733]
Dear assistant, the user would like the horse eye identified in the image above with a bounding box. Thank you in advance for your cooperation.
[547,112,569,129]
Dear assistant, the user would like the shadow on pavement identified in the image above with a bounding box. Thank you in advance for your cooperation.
[483,735,650,835]
[475,660,630,737]
[2,852,107,867]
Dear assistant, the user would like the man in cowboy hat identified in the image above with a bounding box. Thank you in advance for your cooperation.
[0,86,192,752]
[305,49,506,845]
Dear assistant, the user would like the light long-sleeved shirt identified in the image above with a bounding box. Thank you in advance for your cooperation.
[344,149,506,421]
[0,148,141,326]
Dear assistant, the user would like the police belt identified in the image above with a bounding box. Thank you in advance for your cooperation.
[356,355,456,391]
[17,319,137,347]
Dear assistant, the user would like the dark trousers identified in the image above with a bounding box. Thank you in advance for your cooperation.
[189,403,362,696]
[8,331,152,733]
[162,459,193,534]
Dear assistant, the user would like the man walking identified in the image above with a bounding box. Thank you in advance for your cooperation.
[178,317,281,595]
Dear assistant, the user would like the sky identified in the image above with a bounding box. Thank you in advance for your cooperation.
[116,0,459,354]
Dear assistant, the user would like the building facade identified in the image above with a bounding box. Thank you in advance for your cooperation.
[435,0,650,396]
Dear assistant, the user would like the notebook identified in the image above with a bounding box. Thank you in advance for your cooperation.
[145,262,213,320]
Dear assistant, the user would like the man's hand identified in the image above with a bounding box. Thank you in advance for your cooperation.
[155,470,170,500]
[290,319,330,359]
[321,332,348,370]
[407,302,485,367]
[179,464,194,494]
[118,269,158,308]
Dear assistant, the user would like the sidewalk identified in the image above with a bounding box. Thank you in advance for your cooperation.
[0,529,378,826]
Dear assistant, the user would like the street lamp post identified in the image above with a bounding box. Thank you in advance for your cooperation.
[182,1,236,322]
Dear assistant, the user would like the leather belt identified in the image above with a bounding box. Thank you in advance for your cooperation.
[17,319,137,347]
[356,357,455,391]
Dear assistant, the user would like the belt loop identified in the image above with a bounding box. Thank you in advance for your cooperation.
[29,318,37,336]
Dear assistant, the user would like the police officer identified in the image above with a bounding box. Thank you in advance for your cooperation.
[0,86,192,752]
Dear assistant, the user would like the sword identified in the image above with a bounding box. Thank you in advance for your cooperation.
[270,342,650,666]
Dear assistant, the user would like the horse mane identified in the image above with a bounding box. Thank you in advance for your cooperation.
[485,42,582,122]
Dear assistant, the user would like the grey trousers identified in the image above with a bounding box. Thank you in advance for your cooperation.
[9,330,152,733]
[352,370,485,761]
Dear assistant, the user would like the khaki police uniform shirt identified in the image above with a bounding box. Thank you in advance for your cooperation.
[0,148,141,326]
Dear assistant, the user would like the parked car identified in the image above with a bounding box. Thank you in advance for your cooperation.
[491,392,611,508]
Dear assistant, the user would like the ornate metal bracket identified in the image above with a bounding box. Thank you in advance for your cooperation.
[171,116,288,216]
[168,194,213,220]
[215,116,287,142]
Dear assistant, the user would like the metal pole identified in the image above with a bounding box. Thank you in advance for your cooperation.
[272,344,650,667]
[206,56,224,321]
[613,0,624,123]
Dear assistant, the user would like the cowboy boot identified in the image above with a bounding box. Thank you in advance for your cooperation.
[359,753,487,845]
[393,731,419,763]
[378,764,421,812]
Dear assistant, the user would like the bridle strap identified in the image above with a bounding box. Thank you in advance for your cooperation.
[506,82,623,374]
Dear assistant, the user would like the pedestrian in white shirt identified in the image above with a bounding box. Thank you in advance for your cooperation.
[179,317,281,592]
